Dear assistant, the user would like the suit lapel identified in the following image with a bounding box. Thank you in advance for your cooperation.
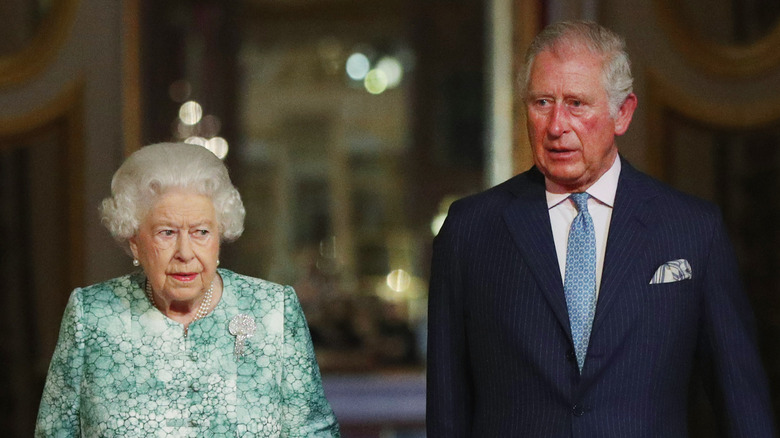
[500,162,661,344]
[592,159,658,333]
[502,169,572,338]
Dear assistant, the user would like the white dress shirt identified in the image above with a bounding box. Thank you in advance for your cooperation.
[546,157,621,298]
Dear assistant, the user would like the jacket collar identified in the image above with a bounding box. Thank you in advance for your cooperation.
[501,157,661,345]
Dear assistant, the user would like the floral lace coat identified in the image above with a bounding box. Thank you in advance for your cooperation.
[35,269,340,437]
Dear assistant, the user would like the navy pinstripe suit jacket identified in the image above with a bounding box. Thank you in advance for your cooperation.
[427,159,776,437]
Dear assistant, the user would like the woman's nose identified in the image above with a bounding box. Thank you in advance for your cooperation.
[175,234,195,260]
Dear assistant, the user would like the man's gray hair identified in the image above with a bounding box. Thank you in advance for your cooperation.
[519,20,633,118]
[100,142,245,250]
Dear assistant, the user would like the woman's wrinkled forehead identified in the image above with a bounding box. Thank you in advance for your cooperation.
[137,186,214,218]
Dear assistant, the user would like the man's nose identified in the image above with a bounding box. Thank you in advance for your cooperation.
[547,105,569,138]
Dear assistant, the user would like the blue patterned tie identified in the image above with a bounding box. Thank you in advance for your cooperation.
[564,192,597,372]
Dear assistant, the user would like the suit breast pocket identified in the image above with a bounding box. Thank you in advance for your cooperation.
[645,278,696,303]
[641,278,699,335]
[648,277,693,291]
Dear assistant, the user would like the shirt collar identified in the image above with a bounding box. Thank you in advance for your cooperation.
[545,155,621,209]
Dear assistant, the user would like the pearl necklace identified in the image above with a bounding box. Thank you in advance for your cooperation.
[145,278,214,337]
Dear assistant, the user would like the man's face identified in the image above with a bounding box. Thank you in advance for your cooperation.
[525,46,636,193]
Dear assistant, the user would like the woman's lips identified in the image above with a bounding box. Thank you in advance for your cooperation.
[171,273,198,282]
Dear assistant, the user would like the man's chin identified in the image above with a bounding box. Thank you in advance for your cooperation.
[542,169,590,192]
[542,164,583,179]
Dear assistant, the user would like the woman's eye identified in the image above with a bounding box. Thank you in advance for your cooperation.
[160,229,175,237]
[194,229,209,237]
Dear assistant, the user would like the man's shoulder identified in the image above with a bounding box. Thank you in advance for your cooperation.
[619,161,721,219]
[448,168,543,216]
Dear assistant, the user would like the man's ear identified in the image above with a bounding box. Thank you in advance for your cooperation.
[614,93,637,136]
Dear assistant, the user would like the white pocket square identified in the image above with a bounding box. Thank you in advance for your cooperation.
[649,259,692,284]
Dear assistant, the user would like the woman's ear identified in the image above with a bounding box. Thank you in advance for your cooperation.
[129,237,140,261]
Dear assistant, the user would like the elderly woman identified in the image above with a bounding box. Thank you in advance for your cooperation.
[36,143,340,437]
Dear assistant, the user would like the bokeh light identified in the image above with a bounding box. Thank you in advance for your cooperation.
[179,101,203,125]
[364,69,388,94]
[386,269,412,293]
[184,136,229,159]
[346,52,370,80]
[185,136,208,147]
[206,137,229,159]
[376,56,403,88]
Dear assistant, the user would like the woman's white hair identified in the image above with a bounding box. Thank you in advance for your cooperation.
[100,142,245,249]
[519,20,633,118]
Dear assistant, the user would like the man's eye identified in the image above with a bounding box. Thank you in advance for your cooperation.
[571,100,582,107]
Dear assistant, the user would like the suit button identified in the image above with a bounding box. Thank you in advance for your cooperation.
[572,404,587,417]
[566,350,576,362]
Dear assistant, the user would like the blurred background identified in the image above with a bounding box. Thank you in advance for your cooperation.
[1,0,779,436]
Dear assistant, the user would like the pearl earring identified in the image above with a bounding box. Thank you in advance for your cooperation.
[217,259,220,266]
[133,259,140,267]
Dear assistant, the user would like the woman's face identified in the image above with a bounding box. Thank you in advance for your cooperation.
[129,189,220,304]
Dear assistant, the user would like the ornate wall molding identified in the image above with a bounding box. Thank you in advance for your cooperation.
[645,68,780,179]
[0,79,85,290]
[0,79,85,434]
[0,0,80,88]
[654,0,780,78]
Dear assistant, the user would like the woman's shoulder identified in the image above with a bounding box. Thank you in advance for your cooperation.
[75,273,144,306]
[78,272,141,296]
[63,273,143,326]
[219,269,297,325]
[220,269,290,299]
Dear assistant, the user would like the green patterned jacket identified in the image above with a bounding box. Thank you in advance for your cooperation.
[36,269,340,437]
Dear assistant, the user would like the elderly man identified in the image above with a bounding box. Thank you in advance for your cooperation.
[426,21,776,437]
